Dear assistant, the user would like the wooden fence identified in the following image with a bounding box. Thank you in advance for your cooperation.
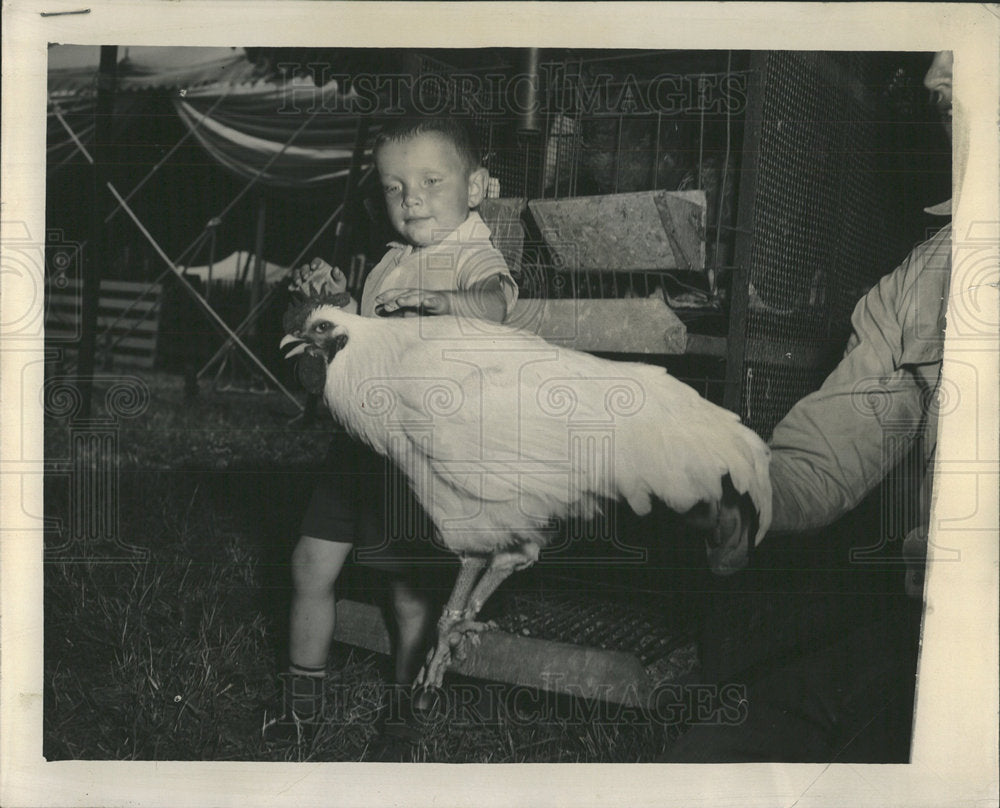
[46,278,162,369]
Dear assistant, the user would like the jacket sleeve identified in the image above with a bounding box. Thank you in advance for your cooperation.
[767,247,934,533]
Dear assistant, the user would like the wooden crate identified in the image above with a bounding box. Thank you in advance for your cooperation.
[528,190,707,273]
[46,279,163,369]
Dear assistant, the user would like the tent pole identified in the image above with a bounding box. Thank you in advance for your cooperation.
[206,227,216,300]
[300,116,371,425]
[105,90,233,225]
[194,166,373,381]
[249,193,266,340]
[107,183,304,412]
[76,45,117,417]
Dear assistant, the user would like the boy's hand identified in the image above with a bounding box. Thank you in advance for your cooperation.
[374,288,451,316]
[289,258,348,298]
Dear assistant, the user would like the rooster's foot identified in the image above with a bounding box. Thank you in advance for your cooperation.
[451,618,498,660]
[415,619,498,690]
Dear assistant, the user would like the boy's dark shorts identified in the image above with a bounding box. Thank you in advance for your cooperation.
[300,430,455,571]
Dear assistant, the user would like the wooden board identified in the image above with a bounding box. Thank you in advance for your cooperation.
[332,598,651,707]
[510,296,687,354]
[528,190,707,272]
[478,197,527,274]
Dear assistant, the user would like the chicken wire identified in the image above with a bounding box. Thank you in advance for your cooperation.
[491,590,699,684]
[525,56,743,303]
[410,52,745,306]
[736,51,907,439]
[407,50,908,423]
[706,52,925,683]
[409,53,536,203]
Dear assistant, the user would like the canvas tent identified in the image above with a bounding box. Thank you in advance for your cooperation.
[184,250,289,285]
[49,45,368,188]
[47,44,378,406]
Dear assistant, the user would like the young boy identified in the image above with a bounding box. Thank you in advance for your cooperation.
[266,117,518,741]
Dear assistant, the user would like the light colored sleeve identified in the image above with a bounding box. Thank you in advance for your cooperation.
[457,245,519,312]
[767,249,932,533]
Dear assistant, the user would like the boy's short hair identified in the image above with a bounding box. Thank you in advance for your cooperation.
[373,116,483,173]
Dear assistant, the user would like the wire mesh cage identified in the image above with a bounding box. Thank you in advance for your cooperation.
[734,51,914,439]
[407,51,748,314]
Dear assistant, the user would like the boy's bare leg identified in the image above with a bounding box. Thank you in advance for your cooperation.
[289,536,353,669]
[264,536,353,740]
[375,575,438,746]
[390,575,437,684]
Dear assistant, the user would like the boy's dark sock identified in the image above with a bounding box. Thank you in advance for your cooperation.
[262,664,327,743]
[285,663,327,721]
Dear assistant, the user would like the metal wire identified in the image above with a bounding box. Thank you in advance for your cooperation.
[739,52,900,439]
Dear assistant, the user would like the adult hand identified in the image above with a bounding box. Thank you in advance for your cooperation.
[684,483,751,576]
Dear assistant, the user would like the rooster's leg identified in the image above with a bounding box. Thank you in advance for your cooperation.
[414,555,487,690]
[457,545,539,630]
[419,546,539,691]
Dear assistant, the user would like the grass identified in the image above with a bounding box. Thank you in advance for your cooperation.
[43,370,689,762]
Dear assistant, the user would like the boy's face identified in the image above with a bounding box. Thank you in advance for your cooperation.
[376,132,487,247]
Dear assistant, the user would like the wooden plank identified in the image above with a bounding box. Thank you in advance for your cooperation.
[685,333,728,357]
[652,192,705,271]
[510,297,687,354]
[52,336,158,353]
[46,313,160,332]
[333,598,651,706]
[50,294,160,314]
[59,278,162,295]
[45,329,157,351]
[528,190,706,273]
[53,345,156,368]
[101,353,156,368]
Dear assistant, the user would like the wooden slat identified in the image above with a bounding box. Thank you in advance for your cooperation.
[49,294,160,313]
[652,192,705,271]
[45,277,162,368]
[49,334,158,352]
[53,345,156,369]
[46,313,160,332]
[58,278,162,295]
[685,333,728,357]
[510,297,687,354]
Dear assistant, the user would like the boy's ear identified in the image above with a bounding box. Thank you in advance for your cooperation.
[467,166,490,208]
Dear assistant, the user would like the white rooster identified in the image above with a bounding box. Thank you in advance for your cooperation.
[281,295,771,691]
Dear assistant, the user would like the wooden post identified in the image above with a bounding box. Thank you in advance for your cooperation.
[331,118,370,275]
[723,52,767,416]
[517,48,542,135]
[77,45,118,416]
[301,118,369,426]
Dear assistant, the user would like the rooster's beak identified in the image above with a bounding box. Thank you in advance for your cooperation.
[280,334,307,359]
